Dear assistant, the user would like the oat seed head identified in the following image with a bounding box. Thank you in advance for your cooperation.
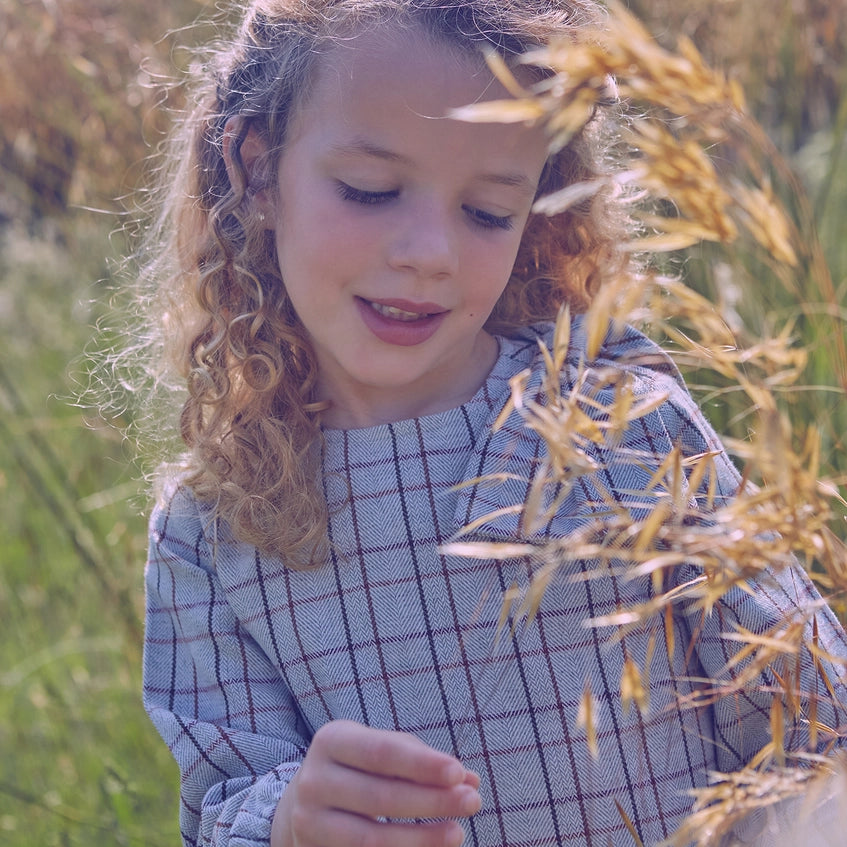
[447,3,847,843]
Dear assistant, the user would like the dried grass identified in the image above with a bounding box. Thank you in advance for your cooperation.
[450,2,847,843]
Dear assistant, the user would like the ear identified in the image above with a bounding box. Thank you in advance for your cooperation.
[222,116,274,224]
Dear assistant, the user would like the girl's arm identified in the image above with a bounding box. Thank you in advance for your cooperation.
[146,489,480,847]
[678,554,847,770]
[640,358,847,767]
[145,491,309,846]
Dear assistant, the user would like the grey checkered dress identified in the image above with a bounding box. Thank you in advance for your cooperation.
[143,320,847,847]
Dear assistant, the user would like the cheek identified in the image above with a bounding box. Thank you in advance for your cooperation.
[306,198,381,257]
[277,201,369,274]
[459,263,514,319]
[467,235,524,293]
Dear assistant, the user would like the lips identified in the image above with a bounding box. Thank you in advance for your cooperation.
[356,297,448,346]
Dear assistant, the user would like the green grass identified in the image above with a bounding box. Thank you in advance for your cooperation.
[0,215,180,846]
[682,125,847,484]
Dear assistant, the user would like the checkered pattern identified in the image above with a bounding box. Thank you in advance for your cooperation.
[144,319,847,847]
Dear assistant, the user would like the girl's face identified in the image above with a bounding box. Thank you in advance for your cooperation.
[268,25,549,428]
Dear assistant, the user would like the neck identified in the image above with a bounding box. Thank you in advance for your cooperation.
[320,332,498,429]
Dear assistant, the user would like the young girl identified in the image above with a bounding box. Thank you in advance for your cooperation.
[139,1,847,846]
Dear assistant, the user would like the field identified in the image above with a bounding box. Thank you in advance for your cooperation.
[0,214,179,845]
[1,1,845,845]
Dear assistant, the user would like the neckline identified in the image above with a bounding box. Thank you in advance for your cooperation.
[320,331,532,442]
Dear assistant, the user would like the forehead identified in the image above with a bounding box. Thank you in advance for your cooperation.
[293,23,515,128]
[324,24,490,99]
[282,22,547,164]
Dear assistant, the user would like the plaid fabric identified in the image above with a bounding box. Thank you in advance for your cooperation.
[144,319,847,847]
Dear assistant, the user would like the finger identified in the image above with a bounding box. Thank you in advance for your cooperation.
[313,722,469,787]
[294,806,467,847]
[308,765,481,821]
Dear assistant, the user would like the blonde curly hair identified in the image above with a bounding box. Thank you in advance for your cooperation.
[133,0,632,566]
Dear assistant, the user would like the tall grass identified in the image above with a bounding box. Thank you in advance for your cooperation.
[0,215,179,846]
[1,1,208,839]
[624,0,847,484]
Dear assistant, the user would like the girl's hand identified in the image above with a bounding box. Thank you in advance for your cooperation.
[271,719,482,847]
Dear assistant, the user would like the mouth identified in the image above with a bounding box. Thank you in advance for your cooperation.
[360,298,446,322]
[355,297,448,347]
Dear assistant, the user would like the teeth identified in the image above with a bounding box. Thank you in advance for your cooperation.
[369,301,429,322]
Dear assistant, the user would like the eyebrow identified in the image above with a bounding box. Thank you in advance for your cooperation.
[329,138,409,164]
[328,136,538,196]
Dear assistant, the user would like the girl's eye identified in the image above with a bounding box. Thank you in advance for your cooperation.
[336,182,514,231]
[464,205,515,232]
[336,182,398,205]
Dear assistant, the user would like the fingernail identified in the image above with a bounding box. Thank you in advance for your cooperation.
[464,769,481,789]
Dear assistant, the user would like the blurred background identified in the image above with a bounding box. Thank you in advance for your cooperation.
[0,1,845,845]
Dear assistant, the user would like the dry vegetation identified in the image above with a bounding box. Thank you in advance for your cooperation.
[0,0,213,220]
[452,2,847,842]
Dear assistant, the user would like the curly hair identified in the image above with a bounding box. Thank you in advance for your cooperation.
[135,0,633,566]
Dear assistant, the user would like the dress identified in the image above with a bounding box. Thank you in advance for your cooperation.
[143,319,847,847]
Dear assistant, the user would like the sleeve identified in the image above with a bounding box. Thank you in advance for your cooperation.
[639,360,847,772]
[678,550,847,771]
[143,490,310,847]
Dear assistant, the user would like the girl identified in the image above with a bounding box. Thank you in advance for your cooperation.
[139,1,847,846]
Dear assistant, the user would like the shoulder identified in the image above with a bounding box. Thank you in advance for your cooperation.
[148,472,267,582]
[147,474,220,574]
[498,316,729,462]
[501,318,695,421]
[459,317,739,537]
[508,317,686,388]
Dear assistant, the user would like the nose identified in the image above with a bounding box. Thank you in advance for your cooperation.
[386,197,459,279]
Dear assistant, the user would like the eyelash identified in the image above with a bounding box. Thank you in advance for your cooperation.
[335,182,515,232]
[335,182,398,205]
[464,206,514,232]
